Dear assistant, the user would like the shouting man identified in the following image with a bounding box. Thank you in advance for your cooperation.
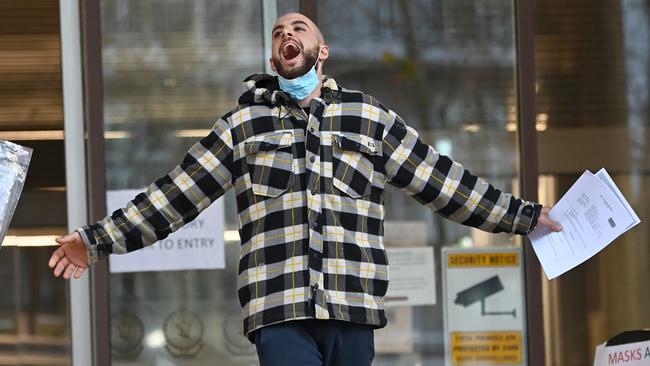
[49,12,561,366]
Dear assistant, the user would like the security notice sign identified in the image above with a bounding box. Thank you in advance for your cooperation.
[442,247,526,366]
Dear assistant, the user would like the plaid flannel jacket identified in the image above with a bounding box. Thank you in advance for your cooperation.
[78,74,542,338]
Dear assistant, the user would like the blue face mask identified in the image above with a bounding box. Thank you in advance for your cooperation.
[277,49,321,100]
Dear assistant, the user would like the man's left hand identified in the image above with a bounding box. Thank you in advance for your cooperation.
[536,206,562,232]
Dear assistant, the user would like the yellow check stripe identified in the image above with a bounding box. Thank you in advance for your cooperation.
[251,153,293,165]
[245,289,380,312]
[324,263,387,276]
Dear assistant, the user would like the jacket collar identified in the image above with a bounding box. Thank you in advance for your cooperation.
[239,73,342,107]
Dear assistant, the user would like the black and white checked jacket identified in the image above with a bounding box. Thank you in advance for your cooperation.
[78,74,542,338]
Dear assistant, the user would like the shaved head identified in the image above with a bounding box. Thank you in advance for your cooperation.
[270,12,329,80]
[274,13,325,44]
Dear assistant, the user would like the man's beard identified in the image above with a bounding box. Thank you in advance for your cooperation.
[273,46,319,79]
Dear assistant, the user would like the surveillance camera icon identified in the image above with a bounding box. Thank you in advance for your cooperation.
[454,275,516,318]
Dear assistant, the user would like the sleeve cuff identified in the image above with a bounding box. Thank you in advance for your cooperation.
[76,226,108,266]
[512,202,543,235]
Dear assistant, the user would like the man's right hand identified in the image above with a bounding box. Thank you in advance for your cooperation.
[48,232,89,280]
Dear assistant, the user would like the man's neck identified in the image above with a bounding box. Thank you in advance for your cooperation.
[297,81,322,108]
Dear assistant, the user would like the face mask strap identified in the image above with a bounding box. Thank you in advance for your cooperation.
[312,45,323,73]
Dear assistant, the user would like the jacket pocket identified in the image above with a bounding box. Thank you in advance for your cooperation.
[331,133,380,198]
[245,131,294,198]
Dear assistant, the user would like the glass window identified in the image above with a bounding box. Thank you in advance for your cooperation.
[277,0,300,15]
[101,1,265,364]
[318,0,523,364]
[536,1,650,364]
[0,0,71,365]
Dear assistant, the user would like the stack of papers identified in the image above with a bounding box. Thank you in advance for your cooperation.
[529,168,641,280]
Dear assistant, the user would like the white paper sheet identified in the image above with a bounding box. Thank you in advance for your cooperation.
[529,169,641,279]
[595,168,641,230]
[384,247,436,306]
[107,189,225,273]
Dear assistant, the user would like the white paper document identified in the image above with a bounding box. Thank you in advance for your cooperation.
[384,247,436,306]
[107,189,225,273]
[529,169,640,279]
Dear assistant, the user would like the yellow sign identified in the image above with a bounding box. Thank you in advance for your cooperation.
[448,253,519,268]
[451,331,522,365]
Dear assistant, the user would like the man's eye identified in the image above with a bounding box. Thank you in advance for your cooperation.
[273,32,281,38]
[295,26,304,31]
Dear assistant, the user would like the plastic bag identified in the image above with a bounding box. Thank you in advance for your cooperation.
[0,139,32,250]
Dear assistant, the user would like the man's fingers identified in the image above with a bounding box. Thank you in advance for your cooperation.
[540,215,562,232]
[546,216,562,231]
[73,266,86,279]
[546,220,562,231]
[53,257,69,277]
[48,247,65,268]
[62,264,77,280]
[51,232,88,279]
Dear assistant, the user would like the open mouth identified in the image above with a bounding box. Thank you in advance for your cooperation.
[282,43,301,60]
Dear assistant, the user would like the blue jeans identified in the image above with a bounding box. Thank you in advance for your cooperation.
[253,319,375,366]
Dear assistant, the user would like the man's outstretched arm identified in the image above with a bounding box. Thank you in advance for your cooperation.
[382,111,561,235]
[49,118,235,279]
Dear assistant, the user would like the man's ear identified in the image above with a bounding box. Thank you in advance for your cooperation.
[319,45,329,62]
[269,58,277,72]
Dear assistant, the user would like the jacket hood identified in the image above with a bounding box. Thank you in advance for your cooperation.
[238,73,341,107]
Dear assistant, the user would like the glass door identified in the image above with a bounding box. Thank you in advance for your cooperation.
[318,1,526,364]
[96,1,534,365]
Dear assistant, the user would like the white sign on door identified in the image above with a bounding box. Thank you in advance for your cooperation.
[107,189,225,273]
[594,340,650,366]
[385,247,436,306]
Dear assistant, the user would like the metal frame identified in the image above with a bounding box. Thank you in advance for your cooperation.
[79,0,111,365]
[59,1,93,365]
[514,0,545,365]
[75,1,545,365]
[263,0,278,74]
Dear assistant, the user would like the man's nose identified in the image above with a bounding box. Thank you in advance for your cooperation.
[282,30,294,39]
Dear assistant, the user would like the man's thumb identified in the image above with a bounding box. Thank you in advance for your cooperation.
[55,233,75,245]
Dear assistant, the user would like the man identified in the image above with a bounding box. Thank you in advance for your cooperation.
[49,12,561,366]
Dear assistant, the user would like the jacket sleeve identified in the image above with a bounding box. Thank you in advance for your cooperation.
[77,117,235,265]
[381,110,541,235]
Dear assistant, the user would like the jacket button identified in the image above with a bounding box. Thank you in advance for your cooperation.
[309,156,315,163]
